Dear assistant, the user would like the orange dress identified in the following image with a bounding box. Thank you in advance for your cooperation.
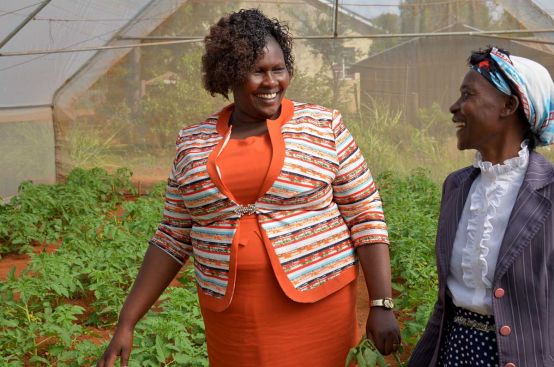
[200,131,359,367]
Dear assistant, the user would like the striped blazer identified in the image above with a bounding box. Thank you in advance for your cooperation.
[409,152,554,367]
[150,99,389,311]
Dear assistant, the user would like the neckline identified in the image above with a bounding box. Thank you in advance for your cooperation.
[207,99,292,204]
[473,141,529,177]
[216,98,294,136]
[229,132,270,142]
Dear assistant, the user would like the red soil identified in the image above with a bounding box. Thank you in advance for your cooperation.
[130,168,167,196]
[0,238,409,366]
[0,242,57,279]
[0,252,28,279]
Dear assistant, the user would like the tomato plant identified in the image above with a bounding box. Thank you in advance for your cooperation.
[0,167,441,366]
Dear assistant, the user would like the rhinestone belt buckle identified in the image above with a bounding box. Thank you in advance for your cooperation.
[453,315,495,333]
[234,204,257,217]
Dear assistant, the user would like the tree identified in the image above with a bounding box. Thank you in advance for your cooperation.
[287,6,362,108]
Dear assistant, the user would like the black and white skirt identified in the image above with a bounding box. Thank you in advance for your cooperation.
[437,306,499,367]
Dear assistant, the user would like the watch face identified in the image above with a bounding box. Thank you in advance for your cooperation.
[383,299,394,309]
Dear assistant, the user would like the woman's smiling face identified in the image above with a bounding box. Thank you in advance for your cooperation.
[231,36,290,124]
[449,69,511,153]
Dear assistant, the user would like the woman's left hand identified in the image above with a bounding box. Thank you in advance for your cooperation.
[365,307,401,355]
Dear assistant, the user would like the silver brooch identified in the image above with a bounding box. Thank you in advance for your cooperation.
[234,204,257,217]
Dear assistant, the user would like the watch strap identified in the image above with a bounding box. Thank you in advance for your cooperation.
[369,297,394,309]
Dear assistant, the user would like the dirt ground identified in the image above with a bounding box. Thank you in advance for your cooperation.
[0,245,408,366]
[0,242,57,279]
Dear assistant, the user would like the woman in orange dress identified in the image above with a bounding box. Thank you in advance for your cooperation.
[97,9,400,367]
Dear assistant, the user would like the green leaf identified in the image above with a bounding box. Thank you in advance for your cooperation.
[376,354,387,367]
[362,348,378,366]
[28,355,51,364]
[174,353,193,364]
[356,352,368,367]
[345,348,357,367]
[155,335,167,362]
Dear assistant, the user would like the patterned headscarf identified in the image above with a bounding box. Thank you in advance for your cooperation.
[471,47,554,146]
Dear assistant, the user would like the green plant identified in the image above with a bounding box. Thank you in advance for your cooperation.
[0,166,443,365]
[0,167,135,256]
[377,169,440,347]
[130,285,208,366]
[0,167,206,365]
[67,121,126,168]
[141,50,225,149]
[346,337,405,367]
[0,268,85,364]
[344,97,473,182]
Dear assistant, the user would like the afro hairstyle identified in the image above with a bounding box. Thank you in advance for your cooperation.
[201,8,294,98]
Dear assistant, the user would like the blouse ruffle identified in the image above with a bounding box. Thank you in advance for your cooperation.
[461,143,529,295]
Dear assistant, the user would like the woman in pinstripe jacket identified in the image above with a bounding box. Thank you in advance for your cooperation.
[409,48,554,367]
[98,9,400,367]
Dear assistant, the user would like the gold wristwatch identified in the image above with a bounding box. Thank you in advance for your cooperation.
[369,298,394,310]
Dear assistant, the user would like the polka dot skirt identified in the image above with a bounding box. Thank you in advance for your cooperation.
[437,306,499,367]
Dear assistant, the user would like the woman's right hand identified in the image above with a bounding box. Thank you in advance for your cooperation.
[96,326,134,367]
[95,245,183,366]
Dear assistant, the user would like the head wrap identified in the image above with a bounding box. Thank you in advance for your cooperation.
[471,47,554,146]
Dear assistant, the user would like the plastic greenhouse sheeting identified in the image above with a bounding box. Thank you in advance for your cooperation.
[0,0,185,198]
[0,0,155,108]
[1,0,553,201]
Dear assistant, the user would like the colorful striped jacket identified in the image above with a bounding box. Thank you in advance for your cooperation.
[150,99,389,311]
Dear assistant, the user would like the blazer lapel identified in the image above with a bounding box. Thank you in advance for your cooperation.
[437,168,479,283]
[493,152,553,283]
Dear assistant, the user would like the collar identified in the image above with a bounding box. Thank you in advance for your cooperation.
[473,141,529,178]
[215,98,294,136]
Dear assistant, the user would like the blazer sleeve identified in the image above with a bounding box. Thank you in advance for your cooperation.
[330,110,389,247]
[149,153,193,265]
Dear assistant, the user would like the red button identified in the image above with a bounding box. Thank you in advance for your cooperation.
[505,363,516,367]
[494,288,505,298]
[500,325,512,336]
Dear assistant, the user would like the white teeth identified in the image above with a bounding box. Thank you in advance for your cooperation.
[257,92,277,99]
[455,122,466,129]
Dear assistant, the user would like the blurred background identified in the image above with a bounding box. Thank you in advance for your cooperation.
[1,0,553,198]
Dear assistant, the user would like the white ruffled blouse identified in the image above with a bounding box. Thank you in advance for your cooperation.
[447,143,529,315]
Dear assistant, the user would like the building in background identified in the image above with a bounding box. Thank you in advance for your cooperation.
[351,23,554,120]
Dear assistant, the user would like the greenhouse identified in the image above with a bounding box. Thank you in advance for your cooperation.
[1,0,553,366]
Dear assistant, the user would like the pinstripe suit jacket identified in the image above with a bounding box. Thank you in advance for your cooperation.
[409,151,554,367]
